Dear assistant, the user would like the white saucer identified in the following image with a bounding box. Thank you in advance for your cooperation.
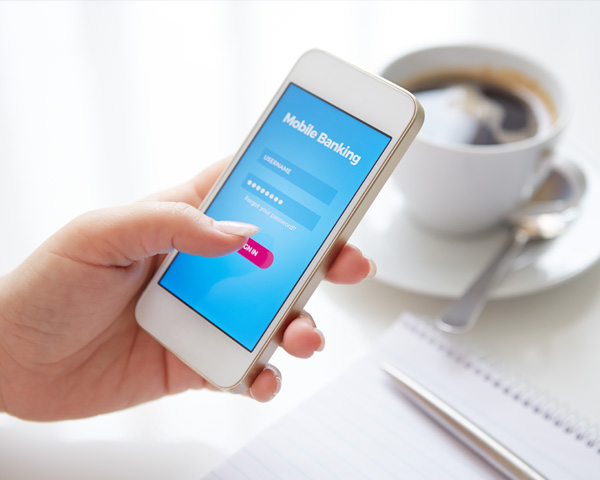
[351,141,600,299]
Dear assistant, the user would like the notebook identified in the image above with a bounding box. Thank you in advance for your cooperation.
[204,313,599,479]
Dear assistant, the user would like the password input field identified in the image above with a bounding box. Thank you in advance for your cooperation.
[243,174,320,231]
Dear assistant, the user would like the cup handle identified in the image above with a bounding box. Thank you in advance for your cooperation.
[521,148,556,200]
[515,151,587,218]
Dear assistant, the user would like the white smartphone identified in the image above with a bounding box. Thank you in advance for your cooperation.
[136,50,423,392]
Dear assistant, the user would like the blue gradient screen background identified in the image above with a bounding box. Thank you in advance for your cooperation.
[159,84,390,350]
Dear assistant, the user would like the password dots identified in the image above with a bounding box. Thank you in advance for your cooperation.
[247,179,284,205]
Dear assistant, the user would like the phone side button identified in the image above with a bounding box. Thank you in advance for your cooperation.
[237,238,274,269]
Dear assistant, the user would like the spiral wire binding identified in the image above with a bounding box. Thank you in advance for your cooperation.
[400,314,600,454]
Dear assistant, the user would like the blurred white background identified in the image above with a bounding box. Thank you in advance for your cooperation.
[1,2,599,479]
[1,1,599,273]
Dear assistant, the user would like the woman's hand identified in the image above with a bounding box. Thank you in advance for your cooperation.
[0,159,375,420]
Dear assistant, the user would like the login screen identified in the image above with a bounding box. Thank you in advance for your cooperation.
[159,83,391,351]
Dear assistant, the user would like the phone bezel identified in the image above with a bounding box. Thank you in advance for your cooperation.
[135,49,423,390]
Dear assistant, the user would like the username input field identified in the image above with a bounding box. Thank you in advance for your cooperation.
[259,149,337,205]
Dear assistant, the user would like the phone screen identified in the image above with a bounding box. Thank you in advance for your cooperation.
[159,83,391,351]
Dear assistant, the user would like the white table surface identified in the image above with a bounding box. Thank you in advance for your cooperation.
[1,2,599,479]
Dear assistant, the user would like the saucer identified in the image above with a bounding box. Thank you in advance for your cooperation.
[351,141,600,299]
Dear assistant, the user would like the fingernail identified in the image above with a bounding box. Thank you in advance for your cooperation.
[365,256,377,279]
[213,220,259,237]
[265,364,282,398]
[314,328,325,352]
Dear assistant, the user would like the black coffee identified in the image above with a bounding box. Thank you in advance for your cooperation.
[410,75,552,146]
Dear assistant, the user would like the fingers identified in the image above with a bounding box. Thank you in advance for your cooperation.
[51,202,258,267]
[247,365,282,403]
[281,311,325,359]
[245,310,324,402]
[325,243,377,284]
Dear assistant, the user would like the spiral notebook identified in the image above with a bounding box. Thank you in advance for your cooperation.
[204,313,599,479]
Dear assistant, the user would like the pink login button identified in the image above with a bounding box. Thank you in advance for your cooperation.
[237,238,274,269]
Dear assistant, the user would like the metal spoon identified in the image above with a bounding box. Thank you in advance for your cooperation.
[436,159,587,334]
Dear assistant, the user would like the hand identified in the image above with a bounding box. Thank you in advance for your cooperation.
[0,160,375,421]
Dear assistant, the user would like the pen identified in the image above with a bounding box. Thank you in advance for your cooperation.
[381,363,547,480]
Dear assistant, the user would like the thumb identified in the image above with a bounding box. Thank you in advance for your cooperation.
[48,202,259,267]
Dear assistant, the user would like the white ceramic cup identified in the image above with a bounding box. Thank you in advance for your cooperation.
[382,45,570,236]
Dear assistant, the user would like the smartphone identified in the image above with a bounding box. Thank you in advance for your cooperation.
[135,49,423,392]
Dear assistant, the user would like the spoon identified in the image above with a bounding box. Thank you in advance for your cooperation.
[436,159,587,334]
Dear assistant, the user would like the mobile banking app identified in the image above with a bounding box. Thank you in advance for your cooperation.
[159,84,391,350]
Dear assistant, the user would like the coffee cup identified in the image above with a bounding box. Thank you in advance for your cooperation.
[382,45,570,236]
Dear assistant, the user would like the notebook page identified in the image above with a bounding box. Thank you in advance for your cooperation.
[204,313,599,479]
[380,314,599,479]
[204,357,502,479]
